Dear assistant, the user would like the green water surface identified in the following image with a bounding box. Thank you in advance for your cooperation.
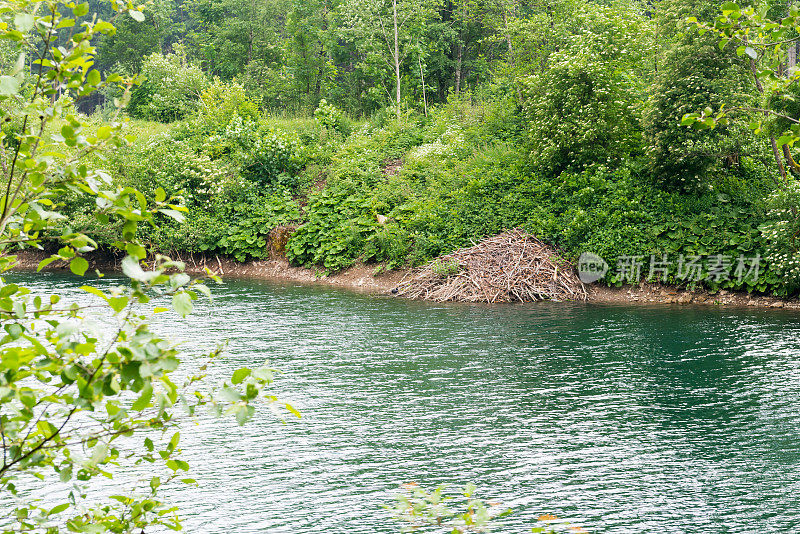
[10,272,800,533]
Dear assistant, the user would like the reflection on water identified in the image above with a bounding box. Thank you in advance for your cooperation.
[10,272,800,533]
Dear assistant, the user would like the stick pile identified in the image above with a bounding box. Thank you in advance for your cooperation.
[395,229,587,303]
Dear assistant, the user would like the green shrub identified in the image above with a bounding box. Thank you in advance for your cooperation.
[642,0,752,192]
[222,115,306,192]
[128,51,209,122]
[200,191,301,261]
[314,98,351,136]
[197,79,260,134]
[286,186,386,271]
[760,182,800,295]
[521,4,647,174]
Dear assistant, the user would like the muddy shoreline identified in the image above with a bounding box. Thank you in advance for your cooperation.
[9,248,408,294]
[8,249,800,309]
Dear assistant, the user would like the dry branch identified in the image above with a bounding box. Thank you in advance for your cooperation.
[395,229,587,303]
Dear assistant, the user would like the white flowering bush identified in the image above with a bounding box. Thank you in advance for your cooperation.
[114,134,232,211]
[407,125,468,163]
[222,115,306,191]
[522,4,647,174]
[761,182,800,292]
[128,52,209,122]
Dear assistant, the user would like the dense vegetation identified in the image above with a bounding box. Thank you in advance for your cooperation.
[7,0,800,297]
[3,1,800,531]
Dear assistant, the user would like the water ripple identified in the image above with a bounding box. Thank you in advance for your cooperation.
[8,273,800,533]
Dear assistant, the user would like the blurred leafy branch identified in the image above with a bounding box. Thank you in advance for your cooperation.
[0,1,297,532]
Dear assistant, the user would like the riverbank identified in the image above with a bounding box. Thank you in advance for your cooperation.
[9,249,800,309]
[9,248,407,294]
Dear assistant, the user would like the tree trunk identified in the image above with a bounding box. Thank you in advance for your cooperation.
[503,7,522,101]
[750,57,788,182]
[393,0,401,117]
[454,42,463,94]
[419,53,428,116]
[783,143,800,173]
[772,137,788,182]
[503,9,514,68]
[790,0,797,70]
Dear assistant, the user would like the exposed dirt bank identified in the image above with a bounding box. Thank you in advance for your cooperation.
[9,249,800,309]
[588,283,800,309]
[9,248,407,294]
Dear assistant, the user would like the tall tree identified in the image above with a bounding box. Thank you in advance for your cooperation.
[285,0,337,108]
[643,0,754,191]
[338,0,441,114]
[185,0,287,79]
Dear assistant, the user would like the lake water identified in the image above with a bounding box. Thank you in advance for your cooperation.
[8,272,800,533]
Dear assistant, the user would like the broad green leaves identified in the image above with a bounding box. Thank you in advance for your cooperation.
[231,367,251,384]
[171,291,193,317]
[69,256,89,276]
[14,12,34,32]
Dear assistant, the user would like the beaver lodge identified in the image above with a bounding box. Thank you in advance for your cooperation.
[395,229,587,303]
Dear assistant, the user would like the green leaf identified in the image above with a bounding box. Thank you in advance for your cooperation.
[0,76,20,96]
[219,386,242,402]
[107,296,129,313]
[126,242,147,260]
[12,52,25,76]
[86,69,101,86]
[121,256,147,281]
[235,405,255,425]
[73,3,89,16]
[59,465,73,482]
[155,187,166,202]
[48,503,69,516]
[14,13,34,32]
[166,459,190,471]
[285,403,301,419]
[172,292,193,317]
[69,257,89,276]
[129,10,145,22]
[90,443,109,466]
[37,256,60,271]
[231,368,251,385]
[159,208,186,223]
[132,383,153,411]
